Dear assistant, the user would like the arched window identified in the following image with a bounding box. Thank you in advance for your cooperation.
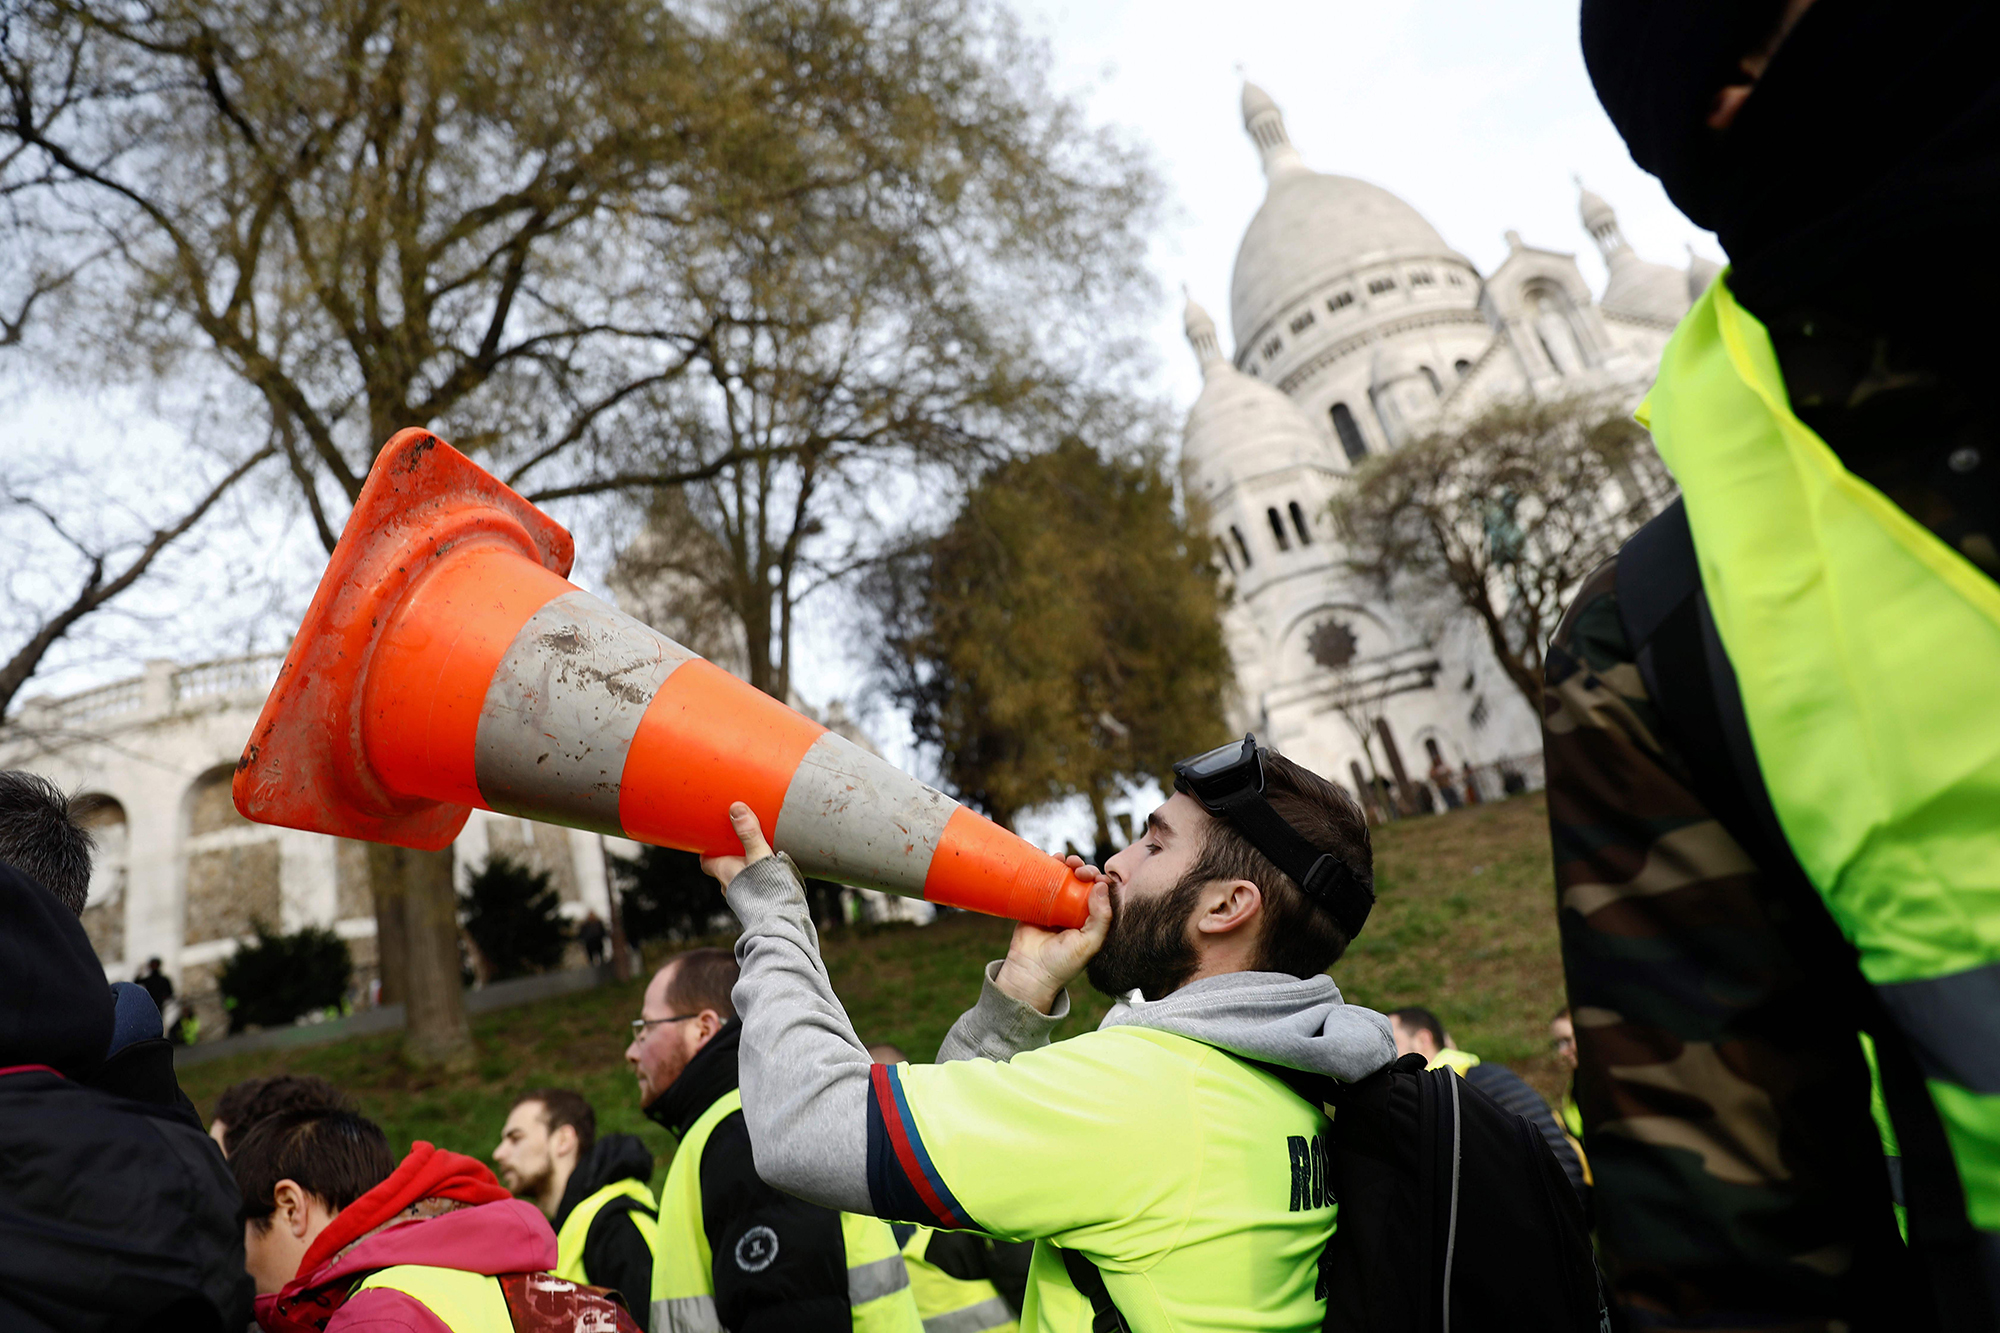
[1230,526,1253,568]
[1266,507,1292,552]
[1214,537,1236,574]
[74,795,127,966]
[1288,501,1313,546]
[1330,403,1368,464]
[1453,358,1472,377]
[1420,366,1441,396]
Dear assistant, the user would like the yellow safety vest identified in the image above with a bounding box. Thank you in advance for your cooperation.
[353,1264,511,1331]
[652,1088,922,1333]
[555,1176,661,1284]
[899,1227,1017,1333]
[1643,275,2000,1237]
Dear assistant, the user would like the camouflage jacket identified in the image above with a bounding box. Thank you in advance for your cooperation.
[1543,555,1916,1331]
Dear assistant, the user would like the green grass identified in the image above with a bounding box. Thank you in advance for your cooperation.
[177,792,1565,1177]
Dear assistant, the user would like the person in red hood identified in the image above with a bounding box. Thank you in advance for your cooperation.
[232,1105,561,1332]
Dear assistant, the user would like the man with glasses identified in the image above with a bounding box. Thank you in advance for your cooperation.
[627,946,920,1333]
[702,738,1396,1332]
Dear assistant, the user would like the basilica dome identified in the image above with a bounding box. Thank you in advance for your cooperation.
[1181,295,1330,491]
[1230,85,1461,346]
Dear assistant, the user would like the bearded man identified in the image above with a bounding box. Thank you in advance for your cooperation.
[703,739,1395,1333]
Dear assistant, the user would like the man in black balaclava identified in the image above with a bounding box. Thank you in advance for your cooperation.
[1547,4,2000,1331]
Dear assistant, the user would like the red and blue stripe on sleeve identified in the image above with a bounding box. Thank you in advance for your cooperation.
[866,1062,975,1231]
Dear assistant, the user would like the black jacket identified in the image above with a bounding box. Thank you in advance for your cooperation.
[553,1132,659,1317]
[645,1019,852,1332]
[0,863,253,1332]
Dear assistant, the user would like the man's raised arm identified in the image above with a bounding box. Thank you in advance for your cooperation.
[705,803,1109,1210]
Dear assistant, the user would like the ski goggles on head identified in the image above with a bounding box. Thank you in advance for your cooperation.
[1172,735,1374,939]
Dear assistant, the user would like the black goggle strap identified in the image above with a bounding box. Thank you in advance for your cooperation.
[1177,777,1375,939]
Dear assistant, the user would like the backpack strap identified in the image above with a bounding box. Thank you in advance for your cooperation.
[1057,1246,1131,1333]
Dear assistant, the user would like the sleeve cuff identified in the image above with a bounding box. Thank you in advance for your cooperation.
[723,854,815,939]
[937,961,1069,1062]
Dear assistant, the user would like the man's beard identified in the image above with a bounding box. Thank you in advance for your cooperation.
[1085,872,1204,1002]
[509,1163,553,1203]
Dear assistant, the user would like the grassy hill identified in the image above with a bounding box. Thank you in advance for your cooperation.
[178,792,1565,1177]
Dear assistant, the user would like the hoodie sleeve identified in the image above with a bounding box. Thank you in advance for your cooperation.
[935,961,1070,1064]
[725,854,876,1213]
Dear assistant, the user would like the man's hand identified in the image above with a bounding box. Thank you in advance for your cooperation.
[701,801,774,891]
[994,857,1113,1015]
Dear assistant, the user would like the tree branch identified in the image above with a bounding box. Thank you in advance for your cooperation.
[0,443,276,718]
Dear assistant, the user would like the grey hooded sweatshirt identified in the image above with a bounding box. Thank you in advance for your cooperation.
[723,853,1396,1216]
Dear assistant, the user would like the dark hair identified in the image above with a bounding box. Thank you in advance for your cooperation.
[515,1088,596,1157]
[232,1107,395,1227]
[661,946,738,1019]
[0,771,95,915]
[215,1075,352,1156]
[1391,1006,1447,1049]
[1183,751,1372,979]
[1551,1006,1571,1024]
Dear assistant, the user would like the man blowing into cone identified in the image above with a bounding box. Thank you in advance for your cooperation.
[703,737,1396,1333]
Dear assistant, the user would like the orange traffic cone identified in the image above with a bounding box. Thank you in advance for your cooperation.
[233,430,1091,928]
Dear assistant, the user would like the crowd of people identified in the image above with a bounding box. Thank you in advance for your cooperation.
[1,741,1597,1333]
[6,1,2000,1328]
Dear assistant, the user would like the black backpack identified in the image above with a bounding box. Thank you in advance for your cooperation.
[1059,1052,1606,1333]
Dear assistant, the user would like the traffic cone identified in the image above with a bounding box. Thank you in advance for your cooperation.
[232,429,1092,929]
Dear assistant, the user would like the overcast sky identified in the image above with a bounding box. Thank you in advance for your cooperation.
[8,0,1716,842]
[1016,0,1715,405]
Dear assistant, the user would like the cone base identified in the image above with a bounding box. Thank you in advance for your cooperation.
[233,430,576,850]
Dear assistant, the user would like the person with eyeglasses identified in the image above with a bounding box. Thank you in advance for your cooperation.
[627,946,921,1333]
[700,737,1397,1333]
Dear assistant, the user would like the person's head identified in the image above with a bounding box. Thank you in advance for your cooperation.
[211,1074,351,1158]
[1551,1007,1578,1073]
[626,947,736,1107]
[1389,1007,1448,1062]
[493,1089,595,1216]
[867,1043,910,1065]
[1093,751,1370,1002]
[232,1107,395,1295]
[0,771,95,916]
[144,956,162,975]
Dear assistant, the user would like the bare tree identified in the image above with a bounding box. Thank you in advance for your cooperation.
[0,0,748,1065]
[2,0,1165,1060]
[0,446,276,721]
[609,0,1166,702]
[1331,394,1670,712]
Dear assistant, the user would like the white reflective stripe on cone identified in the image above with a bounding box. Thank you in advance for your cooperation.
[847,1253,915,1305]
[654,1292,723,1333]
[774,731,956,898]
[474,589,696,833]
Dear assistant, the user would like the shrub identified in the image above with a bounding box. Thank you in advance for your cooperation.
[613,846,730,946]
[217,923,352,1033]
[612,846,849,944]
[462,853,571,980]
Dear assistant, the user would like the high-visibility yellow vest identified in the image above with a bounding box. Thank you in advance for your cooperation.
[1643,274,2000,1236]
[899,1227,1017,1333]
[1426,1047,1480,1077]
[651,1088,923,1333]
[555,1176,660,1284]
[353,1264,512,1331]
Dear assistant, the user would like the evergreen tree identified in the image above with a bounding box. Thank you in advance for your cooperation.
[461,854,571,981]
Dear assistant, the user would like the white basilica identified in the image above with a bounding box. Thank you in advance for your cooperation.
[1187,83,1712,807]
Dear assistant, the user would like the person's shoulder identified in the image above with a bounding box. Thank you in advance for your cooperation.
[326,1283,457,1332]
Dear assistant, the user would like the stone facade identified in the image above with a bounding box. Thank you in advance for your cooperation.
[0,654,615,1037]
[1185,84,1701,802]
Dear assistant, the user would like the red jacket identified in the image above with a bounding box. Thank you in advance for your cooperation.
[257,1142,556,1333]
